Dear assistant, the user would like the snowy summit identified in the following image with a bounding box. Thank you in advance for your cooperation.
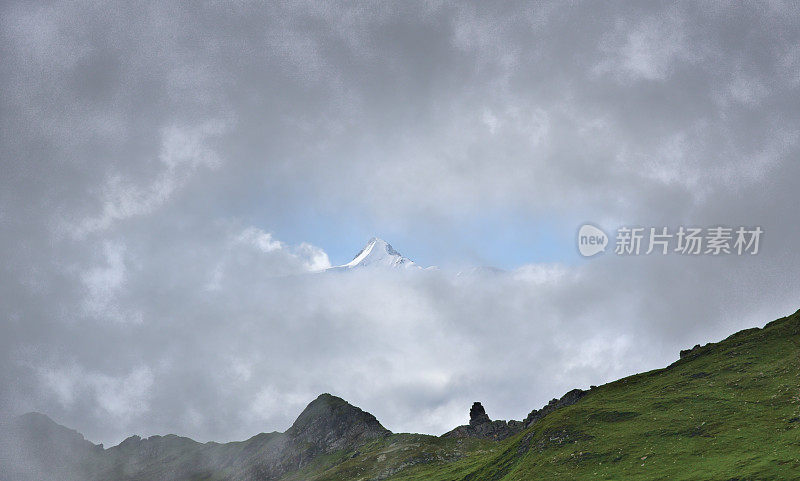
[332,237,419,270]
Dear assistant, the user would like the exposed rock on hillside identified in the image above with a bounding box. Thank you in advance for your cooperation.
[444,389,589,442]
[443,402,524,441]
[522,388,587,429]
[469,402,491,426]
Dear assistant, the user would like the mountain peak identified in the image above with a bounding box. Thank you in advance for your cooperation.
[334,237,418,269]
[1,412,102,479]
[12,412,95,449]
[286,393,390,453]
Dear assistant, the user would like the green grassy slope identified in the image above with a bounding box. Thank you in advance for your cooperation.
[295,310,800,481]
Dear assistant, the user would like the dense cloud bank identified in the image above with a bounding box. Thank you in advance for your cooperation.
[1,1,798,444]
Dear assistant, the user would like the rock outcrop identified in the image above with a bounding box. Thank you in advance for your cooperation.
[469,402,492,426]
[443,402,524,441]
[444,389,589,442]
[679,343,703,359]
[522,388,587,429]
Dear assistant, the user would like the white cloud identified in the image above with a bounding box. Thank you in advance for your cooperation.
[80,241,134,322]
[68,120,228,238]
[595,9,702,82]
[38,364,153,423]
[1,1,799,447]
[237,227,284,253]
[92,367,154,420]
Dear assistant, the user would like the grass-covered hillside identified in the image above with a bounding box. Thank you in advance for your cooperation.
[2,310,798,481]
[301,309,800,481]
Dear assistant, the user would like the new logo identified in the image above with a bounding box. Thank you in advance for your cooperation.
[578,224,608,257]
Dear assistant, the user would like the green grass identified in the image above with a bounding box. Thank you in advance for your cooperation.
[290,310,800,481]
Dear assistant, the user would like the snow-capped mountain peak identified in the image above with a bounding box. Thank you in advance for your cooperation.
[335,237,418,269]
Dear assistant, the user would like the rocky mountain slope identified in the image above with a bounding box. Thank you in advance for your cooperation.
[2,309,799,480]
[0,394,390,481]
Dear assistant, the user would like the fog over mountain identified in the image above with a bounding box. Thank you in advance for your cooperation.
[1,1,799,448]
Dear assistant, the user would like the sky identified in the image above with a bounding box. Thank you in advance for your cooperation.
[1,1,799,446]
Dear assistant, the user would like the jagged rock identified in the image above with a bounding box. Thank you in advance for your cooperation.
[522,388,587,429]
[469,402,491,426]
[443,402,524,441]
[444,388,590,442]
[680,344,702,359]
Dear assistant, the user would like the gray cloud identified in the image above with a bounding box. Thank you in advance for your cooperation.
[1,1,799,445]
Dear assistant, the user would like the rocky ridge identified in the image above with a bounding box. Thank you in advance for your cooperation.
[443,388,588,441]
